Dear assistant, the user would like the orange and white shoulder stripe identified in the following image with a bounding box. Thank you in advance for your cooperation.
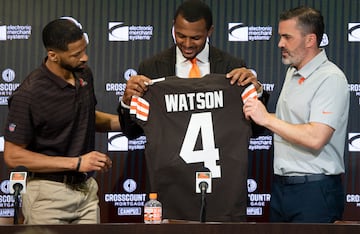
[241,84,258,104]
[130,96,139,115]
[130,77,164,121]
[130,96,149,121]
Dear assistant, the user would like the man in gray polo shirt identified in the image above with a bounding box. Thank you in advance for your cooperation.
[243,6,349,223]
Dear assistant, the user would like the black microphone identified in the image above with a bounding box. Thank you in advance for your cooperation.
[9,166,28,225]
[199,181,209,193]
[10,166,28,197]
[13,183,23,198]
[196,171,212,194]
[196,171,212,222]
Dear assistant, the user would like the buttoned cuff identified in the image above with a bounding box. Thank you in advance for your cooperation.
[256,81,264,98]
[120,99,131,109]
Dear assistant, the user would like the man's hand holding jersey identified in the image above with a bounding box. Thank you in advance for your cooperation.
[122,67,263,106]
[226,67,263,95]
[122,75,152,106]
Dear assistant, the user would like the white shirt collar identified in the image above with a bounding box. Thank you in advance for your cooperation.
[176,43,209,64]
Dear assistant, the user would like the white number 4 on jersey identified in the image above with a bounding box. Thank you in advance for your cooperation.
[179,112,221,178]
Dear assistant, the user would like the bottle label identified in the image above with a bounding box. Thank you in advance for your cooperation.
[144,207,162,223]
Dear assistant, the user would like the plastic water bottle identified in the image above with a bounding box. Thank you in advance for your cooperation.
[144,193,162,224]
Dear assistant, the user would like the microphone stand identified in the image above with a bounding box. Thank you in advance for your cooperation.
[9,166,28,225]
[199,182,207,223]
[13,191,20,224]
[13,185,22,225]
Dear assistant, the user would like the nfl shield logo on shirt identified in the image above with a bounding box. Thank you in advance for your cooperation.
[8,123,16,132]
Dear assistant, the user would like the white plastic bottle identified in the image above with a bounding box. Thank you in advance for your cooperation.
[144,193,162,224]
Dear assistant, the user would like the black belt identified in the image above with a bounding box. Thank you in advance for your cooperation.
[29,172,89,185]
[274,174,340,185]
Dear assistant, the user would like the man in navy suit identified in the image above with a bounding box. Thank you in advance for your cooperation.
[117,0,268,222]
[118,0,267,138]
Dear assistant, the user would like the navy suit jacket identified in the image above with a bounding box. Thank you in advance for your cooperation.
[138,45,246,78]
[118,45,268,138]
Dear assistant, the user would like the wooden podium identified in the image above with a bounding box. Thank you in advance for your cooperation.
[1,221,360,234]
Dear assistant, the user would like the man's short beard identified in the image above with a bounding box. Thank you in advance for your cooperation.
[281,57,291,65]
[61,62,85,72]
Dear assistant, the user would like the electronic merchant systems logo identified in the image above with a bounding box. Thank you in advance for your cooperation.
[228,23,272,41]
[348,23,360,42]
[0,25,6,40]
[108,22,153,41]
[0,24,32,41]
[109,22,129,41]
[108,132,129,151]
[108,132,146,151]
[349,133,360,152]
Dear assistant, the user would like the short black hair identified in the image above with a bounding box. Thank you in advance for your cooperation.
[280,6,324,47]
[174,0,213,30]
[42,19,84,51]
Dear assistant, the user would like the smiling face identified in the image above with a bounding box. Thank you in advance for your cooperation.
[173,14,214,60]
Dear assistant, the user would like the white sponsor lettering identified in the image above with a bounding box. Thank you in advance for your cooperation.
[105,193,146,202]
[247,207,262,216]
[249,135,272,151]
[0,208,14,217]
[118,207,142,216]
[347,194,360,203]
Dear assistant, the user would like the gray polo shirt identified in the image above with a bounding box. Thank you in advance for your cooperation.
[274,49,349,176]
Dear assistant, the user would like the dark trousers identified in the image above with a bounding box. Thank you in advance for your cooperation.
[270,174,344,223]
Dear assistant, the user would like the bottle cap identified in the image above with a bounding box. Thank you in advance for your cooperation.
[149,193,157,200]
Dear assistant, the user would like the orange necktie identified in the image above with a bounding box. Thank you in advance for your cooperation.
[189,58,201,78]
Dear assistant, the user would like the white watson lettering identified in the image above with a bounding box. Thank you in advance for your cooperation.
[165,90,224,112]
